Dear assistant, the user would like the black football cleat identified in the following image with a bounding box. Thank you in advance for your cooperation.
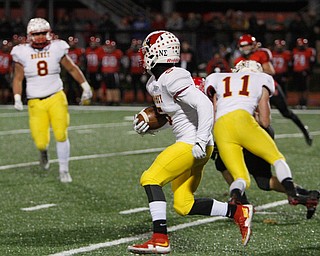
[306,190,319,219]
[288,191,319,219]
[303,126,313,146]
[39,150,50,171]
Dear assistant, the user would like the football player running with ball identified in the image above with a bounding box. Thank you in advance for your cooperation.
[204,60,318,218]
[128,31,253,255]
[11,18,92,183]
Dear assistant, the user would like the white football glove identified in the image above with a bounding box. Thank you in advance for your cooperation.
[133,115,157,136]
[80,81,93,105]
[192,141,207,159]
[133,115,150,135]
[14,94,23,111]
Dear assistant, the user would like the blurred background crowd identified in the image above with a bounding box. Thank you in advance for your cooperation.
[0,0,320,106]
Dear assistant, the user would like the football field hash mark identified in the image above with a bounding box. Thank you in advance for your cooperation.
[119,207,149,214]
[21,204,57,211]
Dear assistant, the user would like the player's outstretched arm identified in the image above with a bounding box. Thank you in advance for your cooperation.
[12,62,24,111]
[60,55,92,104]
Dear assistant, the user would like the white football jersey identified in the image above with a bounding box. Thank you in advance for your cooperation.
[146,67,213,145]
[11,40,69,99]
[205,72,275,120]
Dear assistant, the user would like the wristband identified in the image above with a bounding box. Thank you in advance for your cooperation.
[80,81,90,91]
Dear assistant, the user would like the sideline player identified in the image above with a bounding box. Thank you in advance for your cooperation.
[204,60,318,218]
[234,34,312,146]
[11,18,92,183]
[292,38,316,108]
[127,31,253,254]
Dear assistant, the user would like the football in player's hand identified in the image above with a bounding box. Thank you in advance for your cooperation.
[136,106,168,130]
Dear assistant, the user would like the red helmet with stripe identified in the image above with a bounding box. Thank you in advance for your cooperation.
[238,34,257,55]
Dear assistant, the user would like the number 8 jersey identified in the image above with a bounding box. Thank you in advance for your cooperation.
[204,72,275,121]
[11,39,69,99]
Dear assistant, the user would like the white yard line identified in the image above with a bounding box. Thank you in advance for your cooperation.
[1,129,319,171]
[119,207,149,215]
[0,122,131,136]
[1,127,320,171]
[21,204,57,211]
[48,200,288,256]
[1,105,319,113]
[0,148,166,171]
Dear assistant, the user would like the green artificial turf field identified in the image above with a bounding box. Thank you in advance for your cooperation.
[0,105,319,256]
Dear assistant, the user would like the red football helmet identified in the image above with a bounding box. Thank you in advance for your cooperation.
[89,36,101,48]
[131,39,142,52]
[296,38,308,47]
[104,40,116,53]
[274,39,286,52]
[193,76,205,93]
[238,34,256,47]
[27,18,52,49]
[1,40,12,53]
[238,34,257,55]
[274,39,286,47]
[68,36,79,48]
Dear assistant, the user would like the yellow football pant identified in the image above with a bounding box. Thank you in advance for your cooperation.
[28,90,69,150]
[140,142,213,216]
[214,109,285,189]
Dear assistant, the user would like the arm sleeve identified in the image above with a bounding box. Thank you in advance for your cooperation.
[178,85,214,144]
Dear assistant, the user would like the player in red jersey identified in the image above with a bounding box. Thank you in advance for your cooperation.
[84,36,104,103]
[271,39,292,96]
[292,38,316,108]
[100,40,124,105]
[206,52,231,74]
[0,40,13,103]
[234,34,312,145]
[66,36,85,104]
[125,39,148,103]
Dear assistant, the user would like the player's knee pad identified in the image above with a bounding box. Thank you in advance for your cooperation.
[173,201,193,216]
[254,177,271,191]
[54,129,68,142]
[140,171,161,187]
[34,140,48,151]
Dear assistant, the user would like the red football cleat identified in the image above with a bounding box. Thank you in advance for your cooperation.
[233,204,253,246]
[128,233,171,254]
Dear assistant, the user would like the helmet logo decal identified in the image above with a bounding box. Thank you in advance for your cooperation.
[159,50,167,56]
[146,32,164,47]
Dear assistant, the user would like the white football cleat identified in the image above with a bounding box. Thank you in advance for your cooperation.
[59,171,72,183]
